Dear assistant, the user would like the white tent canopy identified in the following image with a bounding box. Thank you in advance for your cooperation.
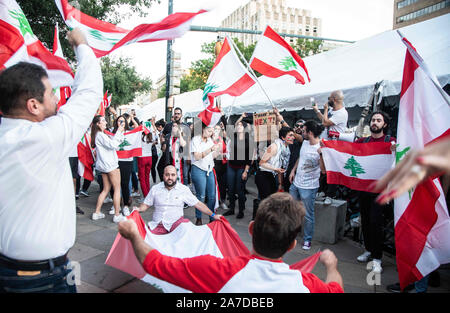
[180,13,449,118]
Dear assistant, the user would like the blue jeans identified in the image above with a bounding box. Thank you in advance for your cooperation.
[289,185,318,243]
[226,166,246,211]
[0,260,77,293]
[191,165,215,220]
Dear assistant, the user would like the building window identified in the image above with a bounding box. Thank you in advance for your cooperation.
[396,0,449,23]
[397,0,419,10]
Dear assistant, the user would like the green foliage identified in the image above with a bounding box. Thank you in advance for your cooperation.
[17,0,159,62]
[101,56,152,107]
[292,38,323,58]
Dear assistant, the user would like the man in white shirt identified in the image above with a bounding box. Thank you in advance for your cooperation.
[0,29,102,293]
[135,166,222,234]
[313,90,348,139]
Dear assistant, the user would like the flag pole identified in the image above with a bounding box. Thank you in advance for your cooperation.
[228,36,277,110]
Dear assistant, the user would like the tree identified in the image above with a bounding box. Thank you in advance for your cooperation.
[292,38,323,58]
[101,56,152,107]
[18,0,159,62]
[344,156,366,177]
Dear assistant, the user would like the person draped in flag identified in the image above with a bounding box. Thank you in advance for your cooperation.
[0,29,102,293]
[117,192,344,293]
[91,115,126,223]
[161,122,187,185]
[134,165,222,235]
[254,127,294,218]
[353,111,396,274]
[288,120,326,251]
[190,123,222,225]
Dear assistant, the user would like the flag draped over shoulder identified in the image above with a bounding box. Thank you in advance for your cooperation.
[394,33,450,290]
[77,132,94,181]
[55,0,206,58]
[198,36,256,126]
[321,140,395,192]
[0,0,74,88]
[249,25,310,84]
[105,125,149,159]
[105,211,321,293]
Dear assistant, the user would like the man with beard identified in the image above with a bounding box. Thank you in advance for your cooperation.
[354,111,396,274]
[135,166,222,234]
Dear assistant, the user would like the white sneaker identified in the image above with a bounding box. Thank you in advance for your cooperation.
[371,259,383,274]
[104,196,113,203]
[131,191,140,197]
[92,212,105,220]
[302,241,311,250]
[109,205,117,215]
[122,206,130,216]
[324,197,332,205]
[113,214,127,223]
[357,251,371,263]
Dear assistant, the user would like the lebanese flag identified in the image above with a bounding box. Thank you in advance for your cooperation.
[394,32,450,290]
[198,36,256,127]
[105,125,149,159]
[77,132,94,181]
[55,0,206,58]
[0,0,74,88]
[97,91,109,116]
[321,140,395,192]
[249,25,310,84]
[52,23,72,110]
[105,211,322,292]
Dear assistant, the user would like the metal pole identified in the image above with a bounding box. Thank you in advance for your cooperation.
[165,0,173,122]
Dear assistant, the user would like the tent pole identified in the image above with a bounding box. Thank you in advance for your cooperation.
[228,36,277,109]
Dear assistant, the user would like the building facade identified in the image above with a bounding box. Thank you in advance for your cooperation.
[219,0,322,46]
[393,0,450,29]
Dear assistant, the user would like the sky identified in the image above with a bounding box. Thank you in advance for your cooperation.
[113,0,394,82]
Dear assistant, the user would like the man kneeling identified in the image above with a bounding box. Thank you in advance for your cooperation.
[119,192,344,293]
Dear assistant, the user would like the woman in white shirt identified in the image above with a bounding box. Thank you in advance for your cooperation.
[190,123,221,225]
[91,115,126,223]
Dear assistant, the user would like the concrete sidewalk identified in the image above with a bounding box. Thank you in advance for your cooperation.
[72,176,449,293]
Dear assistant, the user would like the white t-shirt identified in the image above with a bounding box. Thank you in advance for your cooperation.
[141,139,153,157]
[144,182,199,231]
[321,107,348,139]
[190,135,215,173]
[293,140,321,189]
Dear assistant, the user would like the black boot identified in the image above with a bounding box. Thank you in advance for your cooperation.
[223,209,235,216]
[236,210,244,219]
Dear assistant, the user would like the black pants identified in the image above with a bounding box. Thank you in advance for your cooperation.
[255,170,277,201]
[214,161,227,203]
[118,161,133,206]
[151,154,158,183]
[360,191,385,260]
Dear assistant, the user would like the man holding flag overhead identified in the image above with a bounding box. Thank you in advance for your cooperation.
[0,25,102,293]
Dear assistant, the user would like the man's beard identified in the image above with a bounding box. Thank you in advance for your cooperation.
[164,179,176,188]
[370,125,383,134]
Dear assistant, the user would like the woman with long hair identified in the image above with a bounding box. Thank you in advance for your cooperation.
[137,121,153,197]
[91,115,126,223]
[254,126,294,218]
[190,123,221,225]
[111,114,134,215]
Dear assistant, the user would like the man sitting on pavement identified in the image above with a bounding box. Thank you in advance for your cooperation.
[120,192,344,293]
[134,165,221,234]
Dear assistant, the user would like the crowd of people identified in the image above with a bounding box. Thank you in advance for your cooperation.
[1,28,448,294]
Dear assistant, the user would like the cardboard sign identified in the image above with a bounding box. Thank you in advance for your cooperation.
[253,111,278,142]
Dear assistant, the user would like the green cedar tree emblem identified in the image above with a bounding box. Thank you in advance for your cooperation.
[344,156,366,177]
[89,29,119,44]
[118,138,131,151]
[9,9,34,37]
[278,56,297,71]
[202,83,219,103]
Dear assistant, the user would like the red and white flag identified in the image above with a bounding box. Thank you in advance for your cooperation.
[77,132,94,181]
[55,0,205,58]
[250,25,310,84]
[321,140,395,192]
[105,125,149,159]
[105,211,322,292]
[52,23,72,110]
[198,36,256,126]
[0,0,74,88]
[394,32,450,290]
[97,91,110,116]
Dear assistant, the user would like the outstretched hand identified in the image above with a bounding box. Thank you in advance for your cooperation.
[67,28,88,47]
